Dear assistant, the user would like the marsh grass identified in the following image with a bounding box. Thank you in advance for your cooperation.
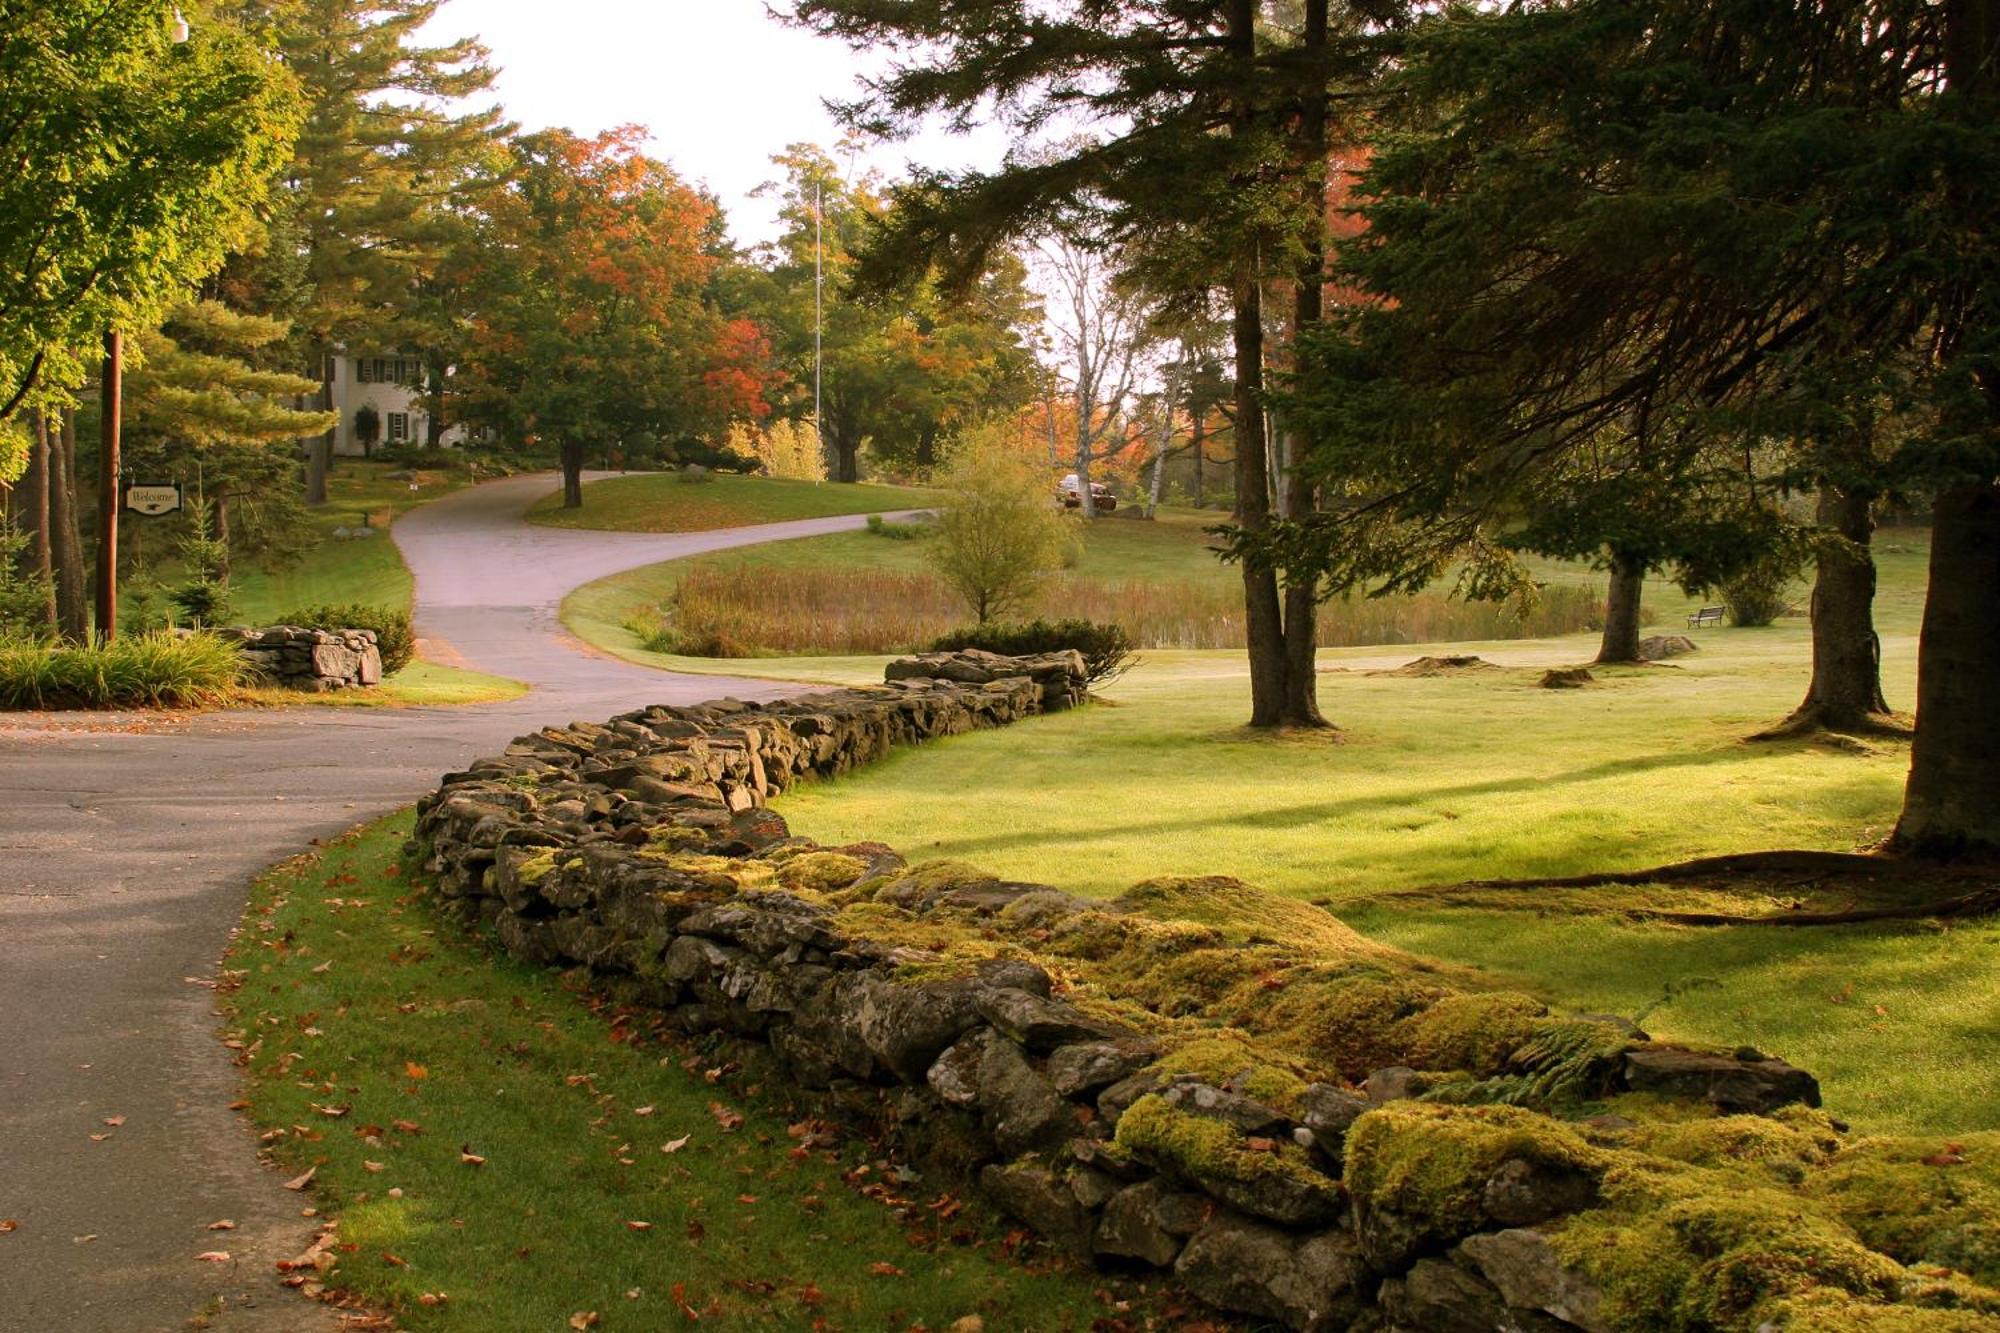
[629,564,1604,656]
[226,814,1121,1331]
[0,632,243,709]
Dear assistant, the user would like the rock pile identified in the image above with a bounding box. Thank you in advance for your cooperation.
[221,625,383,690]
[411,652,1991,1332]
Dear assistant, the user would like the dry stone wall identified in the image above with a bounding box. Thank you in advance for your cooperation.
[220,625,383,690]
[413,652,1993,1333]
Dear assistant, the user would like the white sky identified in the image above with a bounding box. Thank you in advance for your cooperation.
[422,0,1011,248]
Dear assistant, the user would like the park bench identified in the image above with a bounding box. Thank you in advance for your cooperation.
[1687,605,1725,628]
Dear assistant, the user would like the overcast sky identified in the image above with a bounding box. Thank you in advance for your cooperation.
[421,0,1010,249]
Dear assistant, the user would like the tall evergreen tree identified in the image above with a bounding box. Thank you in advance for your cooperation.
[225,0,506,499]
[785,0,1381,726]
[1285,0,2000,855]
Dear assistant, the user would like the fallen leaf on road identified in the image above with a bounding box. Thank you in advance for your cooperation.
[73,1234,96,1244]
[207,1220,236,1231]
[89,1133,112,1143]
[0,1220,16,1234]
[102,1116,126,1127]
[195,1251,231,1263]
[282,1167,316,1190]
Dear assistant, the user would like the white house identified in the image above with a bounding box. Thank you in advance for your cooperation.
[324,351,475,456]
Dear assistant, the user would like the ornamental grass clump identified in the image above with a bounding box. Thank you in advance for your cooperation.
[0,631,243,709]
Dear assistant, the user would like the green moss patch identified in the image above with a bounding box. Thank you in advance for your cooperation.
[1116,1094,1341,1208]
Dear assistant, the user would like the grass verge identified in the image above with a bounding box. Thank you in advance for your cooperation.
[525,472,942,533]
[120,461,524,707]
[764,625,2000,1136]
[225,813,1137,1332]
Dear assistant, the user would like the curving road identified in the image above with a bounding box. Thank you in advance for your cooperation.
[0,473,909,1332]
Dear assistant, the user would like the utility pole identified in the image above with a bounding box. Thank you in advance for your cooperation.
[95,330,121,641]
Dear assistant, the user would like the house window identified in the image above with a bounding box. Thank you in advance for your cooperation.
[388,412,409,442]
[356,358,372,383]
[372,358,389,383]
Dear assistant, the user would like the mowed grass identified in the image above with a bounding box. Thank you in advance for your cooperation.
[226,813,1133,1332]
[119,461,524,708]
[731,531,1993,1135]
[525,472,942,533]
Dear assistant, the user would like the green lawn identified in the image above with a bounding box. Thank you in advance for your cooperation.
[123,461,524,707]
[224,461,473,624]
[548,527,1993,1137]
[226,814,1133,1331]
[525,472,943,533]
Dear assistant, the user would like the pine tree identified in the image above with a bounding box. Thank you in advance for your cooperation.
[786,0,1377,726]
[225,0,506,499]
[1285,0,2000,855]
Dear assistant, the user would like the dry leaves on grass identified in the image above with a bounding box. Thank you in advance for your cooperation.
[661,1134,690,1154]
[282,1167,317,1191]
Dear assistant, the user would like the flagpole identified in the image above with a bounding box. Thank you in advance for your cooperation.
[813,180,823,483]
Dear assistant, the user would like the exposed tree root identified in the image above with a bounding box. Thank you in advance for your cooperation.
[1747,705,1914,743]
[1384,849,2000,926]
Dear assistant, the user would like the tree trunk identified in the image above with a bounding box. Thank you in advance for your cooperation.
[426,360,447,448]
[304,354,331,505]
[52,409,88,642]
[1780,486,1892,731]
[19,409,57,629]
[916,422,938,472]
[1228,0,1289,728]
[1596,549,1646,664]
[213,493,233,581]
[1145,402,1172,519]
[1192,413,1205,506]
[561,442,585,508]
[1891,482,2000,857]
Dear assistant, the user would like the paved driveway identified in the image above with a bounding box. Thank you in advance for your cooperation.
[0,473,908,1331]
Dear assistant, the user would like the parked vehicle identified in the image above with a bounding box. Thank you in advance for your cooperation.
[1057,473,1118,512]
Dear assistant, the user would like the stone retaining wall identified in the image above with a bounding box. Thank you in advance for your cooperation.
[412,653,1985,1332]
[220,626,383,690]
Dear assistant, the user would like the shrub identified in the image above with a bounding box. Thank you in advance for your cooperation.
[169,578,235,628]
[929,618,1136,686]
[1723,554,1805,627]
[281,602,416,674]
[670,437,758,474]
[929,425,1078,622]
[0,632,243,709]
[865,513,930,541]
[0,514,53,637]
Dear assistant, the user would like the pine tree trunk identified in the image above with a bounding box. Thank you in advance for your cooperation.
[1891,482,2000,857]
[1597,550,1646,664]
[1781,486,1892,731]
[562,442,585,508]
[1273,0,1331,730]
[304,355,331,505]
[20,409,57,628]
[213,493,233,581]
[52,409,88,642]
[1228,0,1288,728]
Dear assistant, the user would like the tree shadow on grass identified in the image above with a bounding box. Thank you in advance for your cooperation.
[935,739,1809,859]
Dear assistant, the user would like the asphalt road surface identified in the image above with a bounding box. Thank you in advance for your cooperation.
[0,472,916,1331]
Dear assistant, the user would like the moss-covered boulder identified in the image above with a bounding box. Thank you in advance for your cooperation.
[1117,1093,1343,1227]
